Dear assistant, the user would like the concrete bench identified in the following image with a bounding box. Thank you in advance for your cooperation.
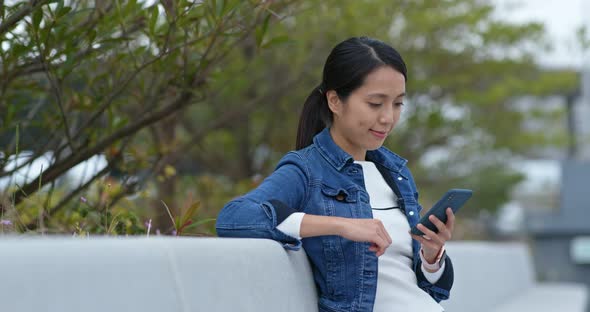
[0,237,317,312]
[0,238,586,312]
[441,241,588,312]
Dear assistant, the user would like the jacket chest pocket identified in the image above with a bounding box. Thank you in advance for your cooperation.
[320,183,358,218]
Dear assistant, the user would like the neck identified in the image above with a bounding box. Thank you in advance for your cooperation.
[329,127,366,161]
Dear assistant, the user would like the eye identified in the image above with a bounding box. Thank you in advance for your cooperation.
[395,102,404,107]
[368,102,382,107]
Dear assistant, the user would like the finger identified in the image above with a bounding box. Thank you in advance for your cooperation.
[369,242,384,257]
[369,245,378,252]
[373,220,392,245]
[375,236,388,251]
[411,234,440,251]
[378,235,391,253]
[428,215,451,241]
[378,225,392,246]
[417,224,445,246]
[446,207,456,232]
[380,224,392,245]
[369,243,381,256]
[410,234,432,248]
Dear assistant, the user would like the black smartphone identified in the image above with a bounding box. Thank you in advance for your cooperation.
[410,189,473,236]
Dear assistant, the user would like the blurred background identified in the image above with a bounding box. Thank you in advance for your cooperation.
[0,0,589,287]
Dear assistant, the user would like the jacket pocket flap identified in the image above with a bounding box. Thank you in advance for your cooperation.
[321,184,357,203]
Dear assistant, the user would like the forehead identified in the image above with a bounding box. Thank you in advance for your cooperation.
[357,66,406,98]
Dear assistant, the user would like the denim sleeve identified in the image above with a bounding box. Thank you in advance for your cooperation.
[215,152,309,251]
[416,255,454,302]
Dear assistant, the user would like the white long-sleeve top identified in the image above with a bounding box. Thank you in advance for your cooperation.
[277,160,444,311]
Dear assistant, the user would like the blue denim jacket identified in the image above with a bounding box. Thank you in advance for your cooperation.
[216,127,453,312]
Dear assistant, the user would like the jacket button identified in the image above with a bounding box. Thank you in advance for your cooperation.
[409,211,415,216]
[397,177,403,181]
[336,194,345,201]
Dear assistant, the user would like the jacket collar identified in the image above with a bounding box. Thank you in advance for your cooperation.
[313,127,408,172]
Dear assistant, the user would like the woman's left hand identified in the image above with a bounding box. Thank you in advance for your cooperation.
[410,207,455,263]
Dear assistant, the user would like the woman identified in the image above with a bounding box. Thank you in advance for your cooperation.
[216,36,454,312]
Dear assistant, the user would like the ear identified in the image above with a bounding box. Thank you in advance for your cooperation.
[326,90,342,117]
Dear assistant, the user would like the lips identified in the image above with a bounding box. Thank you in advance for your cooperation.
[370,129,387,139]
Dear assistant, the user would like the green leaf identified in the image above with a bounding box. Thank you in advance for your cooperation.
[261,35,290,49]
[112,116,128,129]
[88,29,97,43]
[57,6,72,18]
[215,0,225,18]
[255,14,271,47]
[32,7,43,29]
[210,0,217,18]
[221,0,241,16]
[126,0,138,14]
[179,201,200,230]
[11,43,28,56]
[182,218,217,231]
[149,5,159,35]
[56,0,64,12]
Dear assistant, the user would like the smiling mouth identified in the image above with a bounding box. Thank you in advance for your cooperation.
[370,129,387,138]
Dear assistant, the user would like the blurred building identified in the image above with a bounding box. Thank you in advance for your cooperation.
[513,67,590,309]
[580,68,590,158]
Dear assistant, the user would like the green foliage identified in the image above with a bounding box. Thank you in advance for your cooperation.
[0,0,296,233]
[192,0,579,217]
[0,0,582,235]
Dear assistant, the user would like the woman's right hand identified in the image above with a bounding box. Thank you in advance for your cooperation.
[338,218,392,257]
[300,215,392,256]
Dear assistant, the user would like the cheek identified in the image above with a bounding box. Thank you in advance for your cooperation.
[349,105,372,127]
[357,118,371,128]
[358,110,377,128]
[342,101,372,130]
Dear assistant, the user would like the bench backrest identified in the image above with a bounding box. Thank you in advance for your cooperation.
[0,237,318,312]
[441,241,536,312]
[0,237,544,312]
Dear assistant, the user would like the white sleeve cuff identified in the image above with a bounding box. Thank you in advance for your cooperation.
[421,262,446,284]
[276,212,305,239]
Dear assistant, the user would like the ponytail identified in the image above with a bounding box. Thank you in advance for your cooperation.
[295,84,332,150]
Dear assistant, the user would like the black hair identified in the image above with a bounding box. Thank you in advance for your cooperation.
[295,36,408,150]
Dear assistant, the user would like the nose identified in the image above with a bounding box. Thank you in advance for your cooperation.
[379,104,396,125]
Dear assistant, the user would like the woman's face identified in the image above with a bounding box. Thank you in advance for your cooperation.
[327,66,406,161]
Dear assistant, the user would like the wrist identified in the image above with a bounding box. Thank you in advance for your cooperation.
[332,216,349,236]
[421,246,446,273]
[301,215,347,237]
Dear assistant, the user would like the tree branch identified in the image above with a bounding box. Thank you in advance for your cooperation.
[8,0,276,207]
[68,29,212,144]
[0,0,51,37]
[11,88,203,207]
[30,19,75,152]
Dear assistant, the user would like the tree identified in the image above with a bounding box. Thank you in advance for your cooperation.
[186,0,578,217]
[2,0,580,235]
[0,0,296,231]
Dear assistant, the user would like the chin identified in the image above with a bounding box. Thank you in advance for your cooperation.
[366,142,384,151]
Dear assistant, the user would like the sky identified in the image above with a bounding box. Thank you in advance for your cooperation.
[494,0,589,69]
